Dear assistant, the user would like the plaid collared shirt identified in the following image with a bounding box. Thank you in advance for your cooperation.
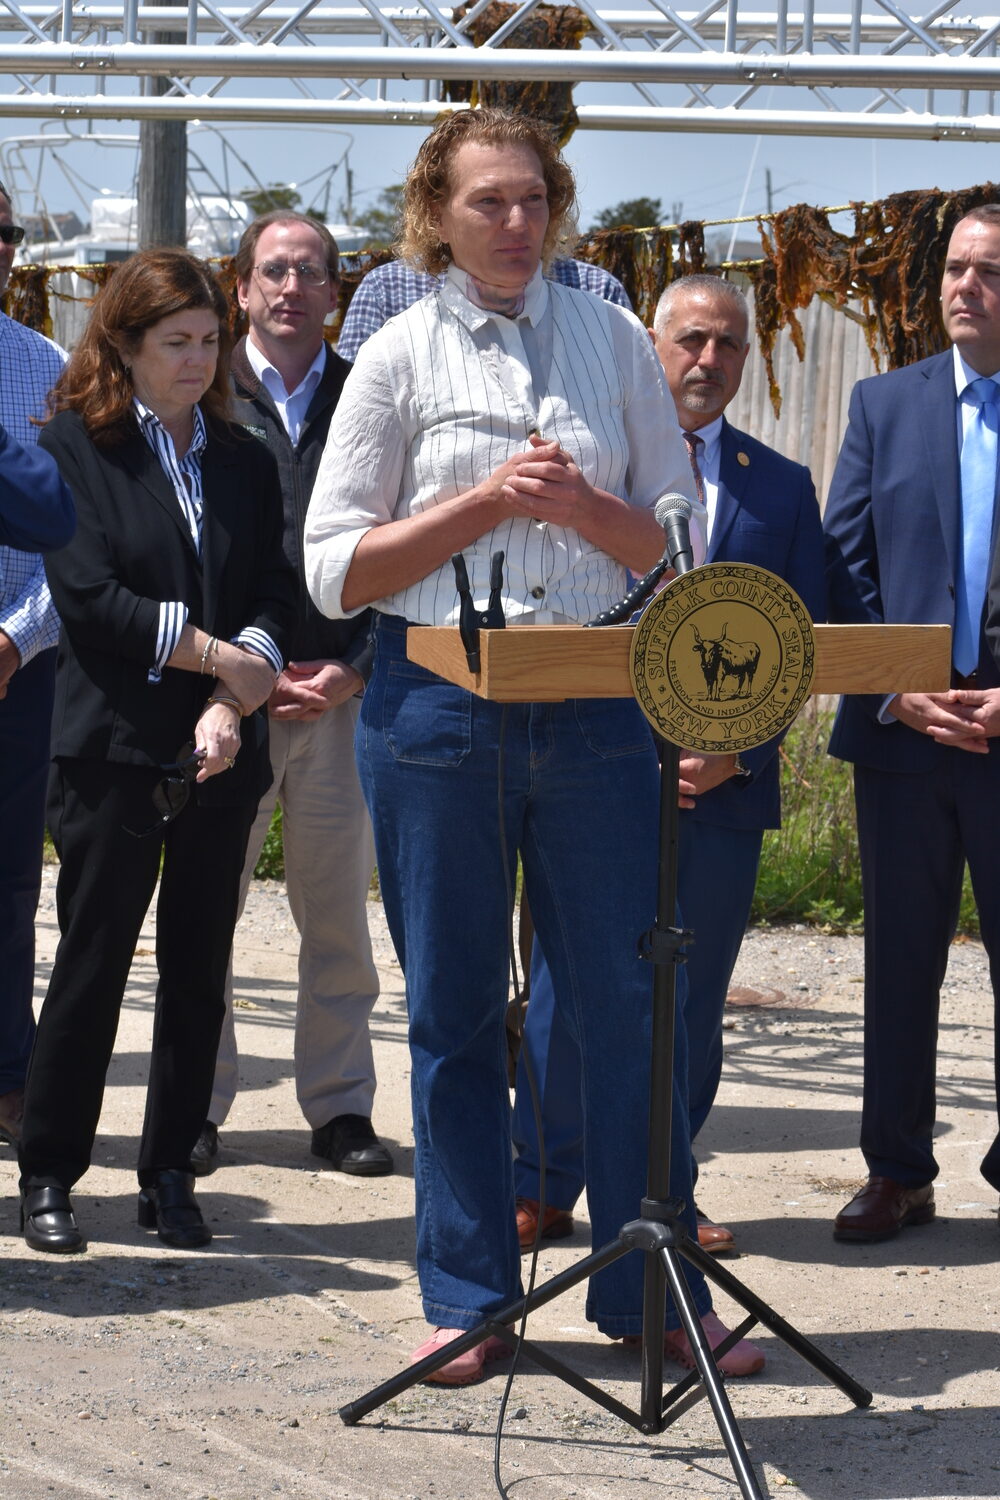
[0,313,67,664]
[336,257,632,363]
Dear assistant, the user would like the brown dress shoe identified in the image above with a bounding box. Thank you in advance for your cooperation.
[516,1196,574,1252]
[696,1208,737,1254]
[833,1175,935,1242]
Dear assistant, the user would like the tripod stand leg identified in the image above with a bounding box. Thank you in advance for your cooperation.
[661,1247,765,1500]
[681,1239,873,1408]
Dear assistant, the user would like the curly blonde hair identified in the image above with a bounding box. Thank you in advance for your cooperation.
[398,108,578,275]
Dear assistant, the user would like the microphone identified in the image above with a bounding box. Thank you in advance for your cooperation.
[584,494,695,629]
[655,493,694,577]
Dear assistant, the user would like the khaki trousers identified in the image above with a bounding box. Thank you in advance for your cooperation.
[210,699,380,1129]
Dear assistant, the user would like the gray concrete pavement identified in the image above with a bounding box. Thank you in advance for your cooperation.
[1,872,998,1500]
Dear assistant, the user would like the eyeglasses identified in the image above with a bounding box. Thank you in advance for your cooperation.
[124,743,205,838]
[0,225,25,247]
[254,259,330,288]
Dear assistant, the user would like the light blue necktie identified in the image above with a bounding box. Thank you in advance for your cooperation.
[954,376,999,676]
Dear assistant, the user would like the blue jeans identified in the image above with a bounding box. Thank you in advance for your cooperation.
[512,815,764,1202]
[512,942,586,1211]
[357,615,708,1337]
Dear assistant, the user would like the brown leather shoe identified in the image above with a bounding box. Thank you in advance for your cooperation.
[696,1208,737,1254]
[833,1175,935,1242]
[516,1196,574,1252]
[0,1087,24,1146]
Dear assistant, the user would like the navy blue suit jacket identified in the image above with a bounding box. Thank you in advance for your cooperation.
[824,349,1000,772]
[0,423,75,552]
[686,418,826,831]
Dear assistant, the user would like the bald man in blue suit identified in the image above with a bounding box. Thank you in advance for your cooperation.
[825,205,1000,1242]
[512,275,826,1254]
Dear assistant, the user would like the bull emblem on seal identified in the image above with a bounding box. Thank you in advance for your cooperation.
[691,622,761,700]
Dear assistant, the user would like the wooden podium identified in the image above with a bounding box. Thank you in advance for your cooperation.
[407,621,952,706]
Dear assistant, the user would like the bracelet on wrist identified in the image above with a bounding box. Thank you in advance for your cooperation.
[200,634,218,676]
[206,693,245,718]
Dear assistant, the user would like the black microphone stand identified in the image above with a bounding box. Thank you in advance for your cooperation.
[340,593,872,1498]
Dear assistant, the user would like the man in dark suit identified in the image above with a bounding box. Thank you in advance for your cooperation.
[655,276,827,1245]
[193,212,389,1178]
[825,205,1000,1241]
[0,176,67,1152]
[511,275,826,1254]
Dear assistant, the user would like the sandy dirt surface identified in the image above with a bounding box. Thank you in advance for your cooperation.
[1,871,998,1500]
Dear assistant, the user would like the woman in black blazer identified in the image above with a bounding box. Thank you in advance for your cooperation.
[17,249,296,1254]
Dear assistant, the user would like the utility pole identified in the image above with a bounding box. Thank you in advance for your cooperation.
[137,0,187,248]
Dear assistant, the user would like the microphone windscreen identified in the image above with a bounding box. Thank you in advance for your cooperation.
[654,493,692,529]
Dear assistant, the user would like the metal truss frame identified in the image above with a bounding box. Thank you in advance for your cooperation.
[0,2,998,139]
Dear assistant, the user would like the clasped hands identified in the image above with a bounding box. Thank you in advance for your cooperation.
[494,432,597,526]
[889,687,1000,752]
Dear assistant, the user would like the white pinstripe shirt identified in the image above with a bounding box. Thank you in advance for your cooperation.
[0,313,67,663]
[135,400,283,683]
[306,271,699,626]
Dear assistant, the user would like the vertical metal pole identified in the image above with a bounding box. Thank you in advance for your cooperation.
[776,0,787,56]
[138,0,188,248]
[724,0,737,54]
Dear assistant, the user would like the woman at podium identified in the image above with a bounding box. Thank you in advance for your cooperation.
[305,108,760,1383]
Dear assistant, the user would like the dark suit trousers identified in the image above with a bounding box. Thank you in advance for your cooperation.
[18,758,255,1191]
[0,649,55,1093]
[854,751,1000,1193]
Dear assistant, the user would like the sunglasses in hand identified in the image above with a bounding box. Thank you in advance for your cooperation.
[124,743,206,838]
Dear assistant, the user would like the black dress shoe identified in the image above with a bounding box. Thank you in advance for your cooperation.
[20,1186,85,1254]
[191,1122,220,1178]
[138,1169,212,1248]
[311,1115,394,1176]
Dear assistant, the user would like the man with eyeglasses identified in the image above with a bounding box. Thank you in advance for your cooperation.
[192,210,391,1179]
[0,179,68,1153]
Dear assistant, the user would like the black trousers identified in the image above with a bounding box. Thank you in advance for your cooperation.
[0,649,55,1094]
[854,751,1000,1193]
[19,758,255,1191]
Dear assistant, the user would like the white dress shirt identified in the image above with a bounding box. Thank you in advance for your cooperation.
[305,270,702,626]
[245,333,326,445]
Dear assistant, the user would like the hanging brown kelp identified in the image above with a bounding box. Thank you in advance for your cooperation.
[675,219,707,278]
[571,226,673,327]
[2,264,58,337]
[850,183,1000,370]
[445,2,589,145]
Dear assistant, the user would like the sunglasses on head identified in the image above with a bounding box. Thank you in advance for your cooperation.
[0,225,25,246]
[124,743,206,839]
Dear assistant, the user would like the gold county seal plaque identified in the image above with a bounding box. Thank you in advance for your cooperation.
[629,562,815,752]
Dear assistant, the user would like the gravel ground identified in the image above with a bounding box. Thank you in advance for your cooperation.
[1,870,998,1500]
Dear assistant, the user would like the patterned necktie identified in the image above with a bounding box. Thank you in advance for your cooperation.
[954,376,999,676]
[683,430,706,508]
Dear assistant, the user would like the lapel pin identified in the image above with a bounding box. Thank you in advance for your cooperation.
[737,450,750,467]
